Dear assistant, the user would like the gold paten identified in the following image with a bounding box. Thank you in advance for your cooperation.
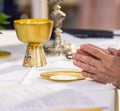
[14,19,54,67]
[0,51,11,58]
[56,108,102,111]
[40,70,85,82]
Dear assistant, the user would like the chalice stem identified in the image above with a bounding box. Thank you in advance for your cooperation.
[23,44,32,67]
[23,43,47,67]
[33,45,37,67]
[39,44,47,66]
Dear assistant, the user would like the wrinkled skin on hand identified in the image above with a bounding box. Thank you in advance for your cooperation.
[72,44,120,88]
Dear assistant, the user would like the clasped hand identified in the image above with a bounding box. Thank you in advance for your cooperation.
[72,44,120,88]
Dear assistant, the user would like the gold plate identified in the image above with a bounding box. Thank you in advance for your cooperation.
[0,51,11,58]
[40,70,85,82]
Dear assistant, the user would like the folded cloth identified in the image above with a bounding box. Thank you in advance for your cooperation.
[51,28,114,39]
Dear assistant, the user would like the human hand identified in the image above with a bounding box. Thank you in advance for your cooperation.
[72,44,120,88]
[108,47,120,56]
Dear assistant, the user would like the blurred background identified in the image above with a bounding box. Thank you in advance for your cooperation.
[0,0,120,30]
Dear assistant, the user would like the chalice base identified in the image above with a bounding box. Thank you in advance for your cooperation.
[44,40,76,55]
[0,50,11,58]
[23,43,47,67]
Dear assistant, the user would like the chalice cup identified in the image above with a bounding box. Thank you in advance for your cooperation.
[14,19,54,67]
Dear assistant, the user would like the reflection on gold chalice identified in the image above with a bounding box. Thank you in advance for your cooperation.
[14,19,54,67]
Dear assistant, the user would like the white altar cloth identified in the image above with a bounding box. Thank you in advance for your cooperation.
[0,30,118,111]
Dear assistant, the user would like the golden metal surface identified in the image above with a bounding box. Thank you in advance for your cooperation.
[40,70,85,82]
[14,19,53,43]
[0,51,11,58]
[14,18,54,67]
[55,108,102,111]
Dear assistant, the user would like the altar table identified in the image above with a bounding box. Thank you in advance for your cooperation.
[0,30,119,111]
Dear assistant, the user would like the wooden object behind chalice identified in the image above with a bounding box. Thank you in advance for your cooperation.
[14,19,54,67]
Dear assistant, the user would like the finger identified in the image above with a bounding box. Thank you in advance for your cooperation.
[73,60,97,74]
[118,49,120,56]
[81,70,89,77]
[81,71,97,80]
[87,44,110,54]
[80,44,108,60]
[77,49,89,56]
[73,53,100,67]
[87,44,104,51]
[107,47,118,56]
[82,69,119,86]
[77,49,99,59]
[72,53,79,60]
[82,71,108,84]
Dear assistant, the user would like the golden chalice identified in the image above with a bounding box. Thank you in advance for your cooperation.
[14,19,54,67]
